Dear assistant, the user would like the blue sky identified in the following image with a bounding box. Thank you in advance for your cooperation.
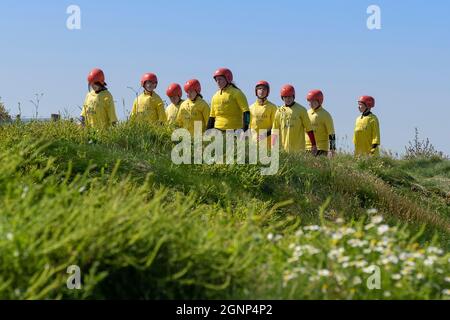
[1,0,449,155]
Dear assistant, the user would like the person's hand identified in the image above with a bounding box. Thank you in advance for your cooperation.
[257,132,267,142]
[271,134,279,147]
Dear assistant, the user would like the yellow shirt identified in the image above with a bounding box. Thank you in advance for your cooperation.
[353,113,381,156]
[250,100,278,146]
[166,100,183,125]
[131,91,167,124]
[306,106,335,151]
[210,85,250,130]
[273,103,313,153]
[81,90,118,129]
[176,97,210,135]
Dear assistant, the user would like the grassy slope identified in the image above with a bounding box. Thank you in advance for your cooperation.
[0,121,449,299]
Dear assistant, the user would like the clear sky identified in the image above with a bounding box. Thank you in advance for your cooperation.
[1,0,449,155]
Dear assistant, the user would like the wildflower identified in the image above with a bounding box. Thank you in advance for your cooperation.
[352,276,362,285]
[393,275,403,284]
[424,256,437,266]
[318,269,331,277]
[377,225,390,235]
[371,216,383,225]
[384,291,392,298]
[442,289,450,296]
[367,208,378,215]
[426,247,443,255]
[304,225,321,232]
[6,232,14,241]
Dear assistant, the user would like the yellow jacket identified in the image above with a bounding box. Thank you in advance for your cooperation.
[176,97,210,135]
[273,103,313,153]
[166,100,183,125]
[306,106,335,151]
[210,85,249,130]
[353,112,381,156]
[81,90,118,129]
[131,91,167,124]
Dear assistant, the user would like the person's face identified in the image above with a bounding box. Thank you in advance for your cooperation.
[91,83,102,92]
[282,96,295,106]
[215,76,228,90]
[187,89,198,101]
[358,102,368,113]
[309,100,320,109]
[256,86,268,99]
[169,96,181,105]
[144,81,157,92]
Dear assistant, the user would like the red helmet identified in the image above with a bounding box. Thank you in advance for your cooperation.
[307,90,324,105]
[87,68,105,85]
[255,80,270,97]
[184,79,201,94]
[141,73,158,87]
[280,85,295,98]
[213,68,233,83]
[166,83,182,98]
[358,96,375,109]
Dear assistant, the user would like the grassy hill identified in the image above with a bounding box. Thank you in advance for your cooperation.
[0,121,449,299]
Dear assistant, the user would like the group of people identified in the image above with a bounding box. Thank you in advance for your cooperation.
[81,67,381,157]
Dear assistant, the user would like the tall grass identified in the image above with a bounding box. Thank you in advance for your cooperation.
[0,121,449,299]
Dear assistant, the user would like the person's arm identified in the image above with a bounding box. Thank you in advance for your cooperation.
[130,98,137,121]
[106,94,118,126]
[326,113,336,154]
[207,96,217,130]
[157,97,167,124]
[370,116,381,154]
[243,111,250,132]
[202,102,210,130]
[302,109,317,153]
[175,105,183,128]
[271,110,280,146]
[235,90,250,131]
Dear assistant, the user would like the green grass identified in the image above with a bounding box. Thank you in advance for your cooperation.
[0,121,449,299]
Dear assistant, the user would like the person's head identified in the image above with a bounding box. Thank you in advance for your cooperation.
[141,73,158,93]
[358,96,375,113]
[213,68,233,90]
[166,83,182,105]
[306,90,324,110]
[280,85,296,106]
[255,81,270,101]
[184,79,202,101]
[87,68,106,92]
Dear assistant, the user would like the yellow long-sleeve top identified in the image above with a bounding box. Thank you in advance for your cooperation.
[272,103,313,153]
[210,85,249,130]
[353,112,381,156]
[131,91,167,124]
[166,100,184,126]
[81,89,118,129]
[306,106,335,152]
[176,97,210,135]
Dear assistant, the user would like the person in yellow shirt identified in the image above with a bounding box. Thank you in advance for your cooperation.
[354,95,381,156]
[249,80,277,147]
[165,83,183,126]
[130,73,167,124]
[272,85,317,154]
[176,79,210,136]
[207,68,250,133]
[305,90,336,157]
[81,68,118,130]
